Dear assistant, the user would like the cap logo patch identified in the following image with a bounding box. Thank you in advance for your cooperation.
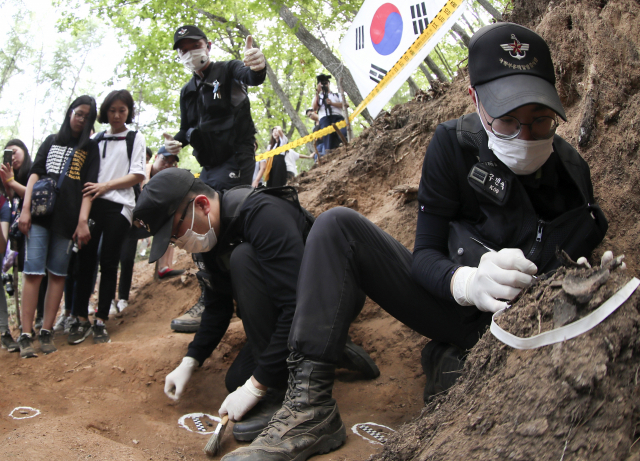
[500,34,529,60]
[178,28,188,36]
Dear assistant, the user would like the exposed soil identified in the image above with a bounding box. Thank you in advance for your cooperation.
[2,0,640,459]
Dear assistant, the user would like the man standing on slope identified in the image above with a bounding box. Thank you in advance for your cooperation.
[165,25,266,332]
[220,22,608,461]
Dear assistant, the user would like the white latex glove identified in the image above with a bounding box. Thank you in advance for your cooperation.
[453,249,538,313]
[163,132,182,155]
[164,356,198,401]
[243,36,265,71]
[219,377,265,421]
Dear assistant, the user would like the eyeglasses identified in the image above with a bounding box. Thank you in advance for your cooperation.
[72,109,89,121]
[479,101,558,140]
[170,198,195,242]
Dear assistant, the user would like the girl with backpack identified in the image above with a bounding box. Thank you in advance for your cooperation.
[17,95,100,358]
[67,90,146,346]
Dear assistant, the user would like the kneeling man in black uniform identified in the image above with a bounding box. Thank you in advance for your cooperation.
[133,169,378,442]
[221,22,608,461]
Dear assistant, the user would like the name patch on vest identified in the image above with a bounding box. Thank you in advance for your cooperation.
[468,164,509,204]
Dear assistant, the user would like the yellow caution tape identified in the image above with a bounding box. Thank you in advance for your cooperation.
[255,0,464,162]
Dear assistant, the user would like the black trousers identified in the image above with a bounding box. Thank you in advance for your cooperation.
[223,242,288,391]
[199,151,254,191]
[73,199,131,321]
[118,226,151,301]
[288,207,492,363]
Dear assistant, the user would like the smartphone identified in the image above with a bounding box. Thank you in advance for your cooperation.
[3,149,12,166]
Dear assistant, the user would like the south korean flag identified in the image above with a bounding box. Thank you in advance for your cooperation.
[339,0,467,118]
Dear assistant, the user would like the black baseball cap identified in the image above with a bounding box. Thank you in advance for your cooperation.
[133,168,196,263]
[173,25,208,50]
[469,22,566,121]
[316,74,331,83]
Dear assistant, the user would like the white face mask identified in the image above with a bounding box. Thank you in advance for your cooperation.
[475,91,554,175]
[174,201,217,253]
[179,48,209,73]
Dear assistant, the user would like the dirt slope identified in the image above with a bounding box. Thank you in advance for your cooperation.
[2,0,640,459]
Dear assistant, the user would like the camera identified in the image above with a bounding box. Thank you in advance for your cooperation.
[3,273,14,296]
[316,74,331,95]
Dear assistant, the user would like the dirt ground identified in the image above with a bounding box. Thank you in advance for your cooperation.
[2,0,640,459]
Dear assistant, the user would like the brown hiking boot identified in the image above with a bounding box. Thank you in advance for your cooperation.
[170,277,205,333]
[221,353,346,461]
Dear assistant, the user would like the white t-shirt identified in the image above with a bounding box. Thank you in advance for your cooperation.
[316,93,344,119]
[284,149,300,176]
[93,129,147,224]
[253,160,266,182]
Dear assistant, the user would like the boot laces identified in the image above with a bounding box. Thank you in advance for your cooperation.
[261,366,304,438]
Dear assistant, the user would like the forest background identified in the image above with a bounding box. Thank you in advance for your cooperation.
[0,0,508,172]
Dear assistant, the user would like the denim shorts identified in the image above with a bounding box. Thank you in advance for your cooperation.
[24,224,73,276]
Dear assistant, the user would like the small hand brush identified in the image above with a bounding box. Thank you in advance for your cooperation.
[203,415,229,457]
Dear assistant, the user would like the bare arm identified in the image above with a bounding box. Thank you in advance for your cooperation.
[72,195,93,249]
[82,173,145,200]
[18,173,40,235]
[0,221,8,251]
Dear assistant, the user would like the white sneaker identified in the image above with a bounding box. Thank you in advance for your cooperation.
[63,316,74,335]
[117,299,128,312]
[109,300,118,316]
[53,314,69,333]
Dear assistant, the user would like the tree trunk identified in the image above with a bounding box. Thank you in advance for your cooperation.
[276,3,373,124]
[198,8,311,139]
[419,63,435,84]
[451,23,471,48]
[265,62,310,139]
[407,77,419,96]
[425,55,449,82]
[477,0,503,21]
[462,13,475,34]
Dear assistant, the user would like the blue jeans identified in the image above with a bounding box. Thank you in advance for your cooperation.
[319,115,346,152]
[24,224,73,277]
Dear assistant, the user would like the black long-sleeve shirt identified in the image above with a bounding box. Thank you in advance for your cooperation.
[412,114,605,302]
[174,60,266,151]
[186,191,307,389]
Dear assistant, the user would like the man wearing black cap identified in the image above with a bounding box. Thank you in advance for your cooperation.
[163,25,267,331]
[221,23,608,461]
[133,168,379,443]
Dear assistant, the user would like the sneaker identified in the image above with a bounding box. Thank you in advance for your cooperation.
[109,300,118,316]
[17,333,38,358]
[158,266,185,279]
[92,321,111,344]
[34,316,43,330]
[117,299,128,311]
[38,329,57,355]
[67,319,92,345]
[63,316,74,335]
[53,314,70,333]
[1,331,19,352]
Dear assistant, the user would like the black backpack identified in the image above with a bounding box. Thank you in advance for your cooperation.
[93,130,142,200]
